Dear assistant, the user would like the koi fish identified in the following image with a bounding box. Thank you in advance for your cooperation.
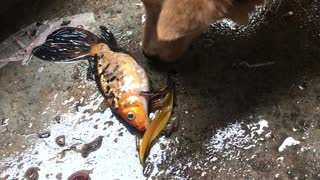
[32,26,169,132]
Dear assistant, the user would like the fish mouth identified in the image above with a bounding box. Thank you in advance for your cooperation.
[136,124,146,132]
[133,118,149,132]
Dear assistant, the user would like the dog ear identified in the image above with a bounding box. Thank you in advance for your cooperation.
[157,0,232,41]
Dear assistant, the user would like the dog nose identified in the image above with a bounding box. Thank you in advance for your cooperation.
[142,49,173,71]
[142,50,162,62]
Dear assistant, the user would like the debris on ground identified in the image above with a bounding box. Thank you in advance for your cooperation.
[55,135,66,147]
[80,136,104,158]
[37,131,51,139]
[24,167,40,180]
[67,170,92,180]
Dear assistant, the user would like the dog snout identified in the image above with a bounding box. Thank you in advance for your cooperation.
[141,45,184,62]
[142,36,194,62]
[142,49,161,62]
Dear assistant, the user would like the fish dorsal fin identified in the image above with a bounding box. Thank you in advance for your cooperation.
[99,26,120,52]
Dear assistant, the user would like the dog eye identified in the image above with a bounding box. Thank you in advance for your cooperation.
[127,112,135,121]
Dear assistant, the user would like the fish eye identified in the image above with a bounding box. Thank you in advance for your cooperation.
[127,112,135,121]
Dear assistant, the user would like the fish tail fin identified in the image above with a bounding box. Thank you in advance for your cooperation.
[32,27,100,62]
[99,26,120,51]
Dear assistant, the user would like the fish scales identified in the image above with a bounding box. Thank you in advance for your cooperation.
[92,43,150,110]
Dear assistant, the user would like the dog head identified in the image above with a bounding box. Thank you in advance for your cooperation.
[141,0,266,62]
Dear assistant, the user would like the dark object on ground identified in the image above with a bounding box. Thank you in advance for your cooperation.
[55,135,66,147]
[80,136,103,158]
[37,131,51,138]
[67,170,91,180]
[24,167,40,180]
[61,20,71,26]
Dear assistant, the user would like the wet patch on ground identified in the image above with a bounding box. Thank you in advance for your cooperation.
[0,64,176,179]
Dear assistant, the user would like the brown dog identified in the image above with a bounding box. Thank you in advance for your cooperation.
[141,0,268,61]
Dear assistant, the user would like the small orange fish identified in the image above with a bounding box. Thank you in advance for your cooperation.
[33,26,159,131]
[92,42,150,131]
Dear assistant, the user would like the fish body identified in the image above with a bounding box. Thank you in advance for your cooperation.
[92,43,150,131]
[33,27,150,131]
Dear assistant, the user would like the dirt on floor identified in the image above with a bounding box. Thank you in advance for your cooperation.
[1,0,320,179]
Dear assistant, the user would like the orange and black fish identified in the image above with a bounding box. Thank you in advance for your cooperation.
[32,26,170,132]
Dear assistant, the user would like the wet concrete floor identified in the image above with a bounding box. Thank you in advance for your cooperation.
[1,0,320,179]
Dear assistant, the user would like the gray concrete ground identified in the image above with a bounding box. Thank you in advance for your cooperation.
[1,0,320,179]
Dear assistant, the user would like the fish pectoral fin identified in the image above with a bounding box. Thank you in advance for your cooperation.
[140,81,174,111]
[86,56,97,81]
[97,99,110,112]
[151,89,174,112]
[86,67,95,81]
[140,77,175,98]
